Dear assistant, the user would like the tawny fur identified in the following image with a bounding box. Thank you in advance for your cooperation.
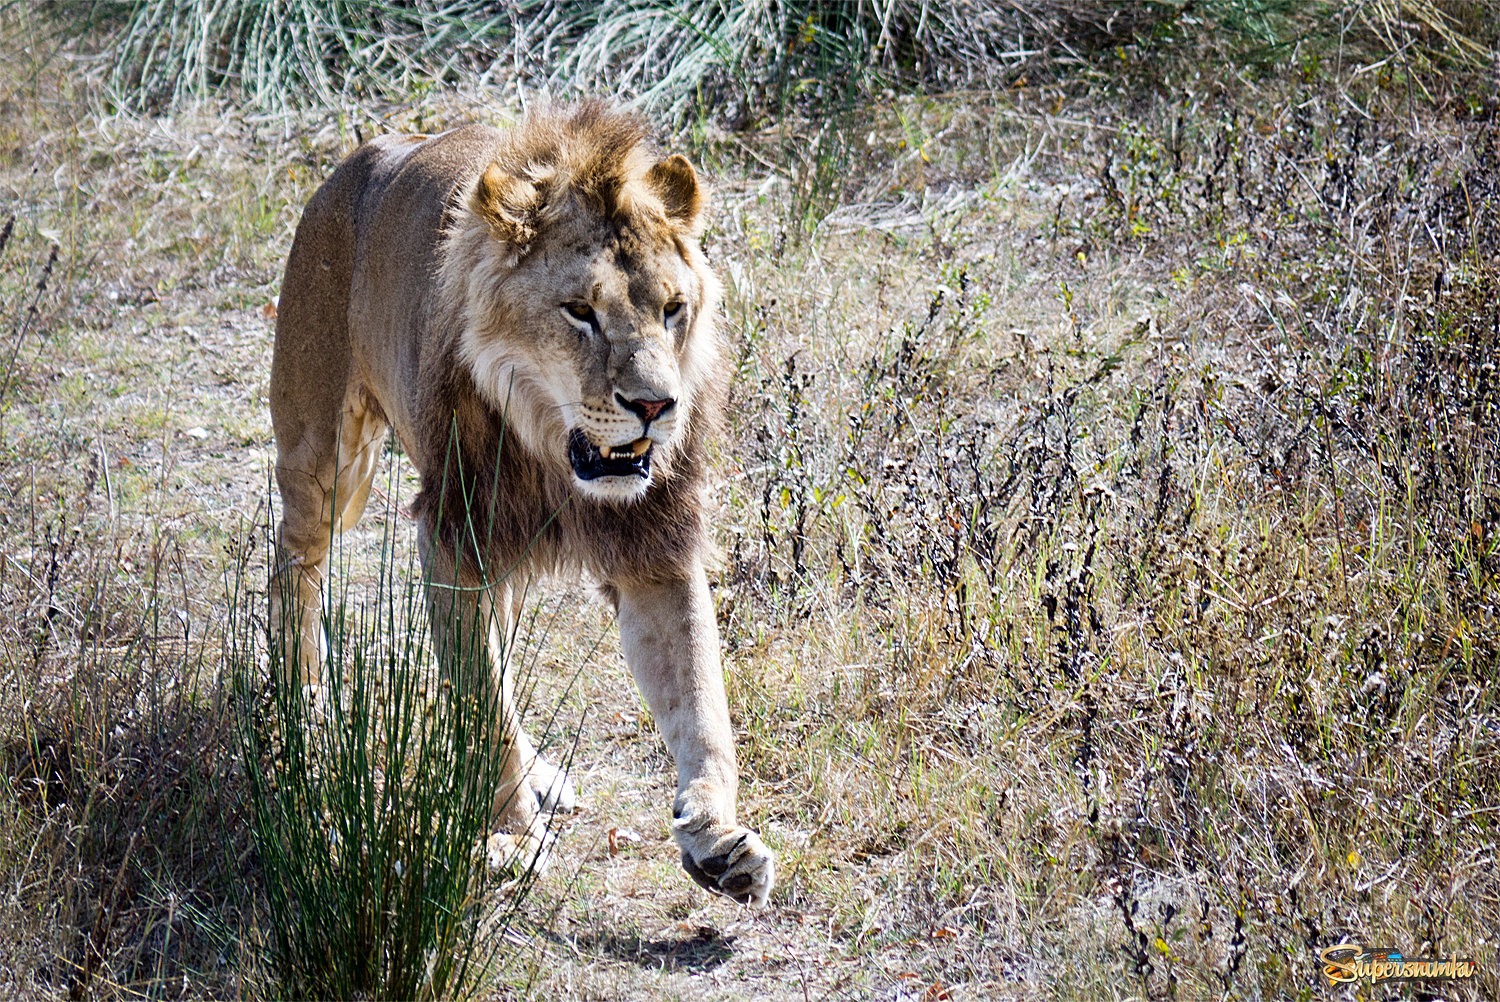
[269,102,774,905]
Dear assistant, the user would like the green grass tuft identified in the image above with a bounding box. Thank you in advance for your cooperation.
[62,1,1499,125]
[232,475,547,1000]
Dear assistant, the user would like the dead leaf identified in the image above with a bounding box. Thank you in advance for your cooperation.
[607,827,641,856]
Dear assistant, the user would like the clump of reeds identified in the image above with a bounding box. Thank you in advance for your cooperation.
[231,484,543,1000]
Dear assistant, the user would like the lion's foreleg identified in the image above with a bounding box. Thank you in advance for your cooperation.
[417,522,552,871]
[616,565,776,906]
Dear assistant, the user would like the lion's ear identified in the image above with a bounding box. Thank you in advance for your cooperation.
[470,163,543,246]
[646,154,704,232]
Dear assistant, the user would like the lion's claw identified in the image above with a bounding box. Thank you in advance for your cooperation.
[674,820,775,906]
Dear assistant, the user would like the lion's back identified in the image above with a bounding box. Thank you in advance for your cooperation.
[273,126,506,459]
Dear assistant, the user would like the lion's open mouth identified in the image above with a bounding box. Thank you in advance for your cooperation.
[568,428,653,481]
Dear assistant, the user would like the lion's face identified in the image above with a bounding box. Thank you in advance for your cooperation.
[498,217,708,503]
[452,153,721,503]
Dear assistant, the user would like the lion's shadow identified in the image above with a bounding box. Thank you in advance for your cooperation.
[567,923,738,972]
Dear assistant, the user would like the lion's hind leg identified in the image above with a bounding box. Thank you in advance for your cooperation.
[270,389,388,692]
[331,390,388,533]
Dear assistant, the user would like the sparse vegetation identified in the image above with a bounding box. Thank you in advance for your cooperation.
[1,1,1497,1000]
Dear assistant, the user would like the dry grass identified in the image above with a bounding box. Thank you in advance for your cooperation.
[0,7,1497,1001]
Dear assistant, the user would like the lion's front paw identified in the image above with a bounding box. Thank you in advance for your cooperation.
[483,826,554,880]
[528,754,576,815]
[673,818,776,906]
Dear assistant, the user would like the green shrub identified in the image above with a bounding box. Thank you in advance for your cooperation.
[60,1,1493,123]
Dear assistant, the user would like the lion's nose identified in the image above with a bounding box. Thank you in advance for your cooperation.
[617,393,676,428]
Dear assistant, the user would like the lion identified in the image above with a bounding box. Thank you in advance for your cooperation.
[268,102,775,906]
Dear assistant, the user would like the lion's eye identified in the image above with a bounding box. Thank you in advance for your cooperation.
[564,302,596,324]
[663,300,683,320]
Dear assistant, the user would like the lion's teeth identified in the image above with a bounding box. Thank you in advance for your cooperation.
[596,440,650,461]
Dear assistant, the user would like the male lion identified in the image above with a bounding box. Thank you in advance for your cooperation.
[268,103,775,906]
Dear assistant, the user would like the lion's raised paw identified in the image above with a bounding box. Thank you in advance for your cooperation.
[674,821,775,907]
